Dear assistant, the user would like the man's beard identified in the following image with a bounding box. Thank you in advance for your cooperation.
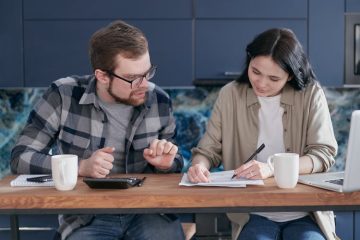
[107,79,147,106]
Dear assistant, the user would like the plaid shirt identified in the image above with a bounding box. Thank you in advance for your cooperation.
[11,75,183,239]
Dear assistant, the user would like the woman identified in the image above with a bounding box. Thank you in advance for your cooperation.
[187,28,338,240]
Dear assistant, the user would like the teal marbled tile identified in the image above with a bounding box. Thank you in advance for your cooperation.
[0,89,45,178]
[1,86,360,178]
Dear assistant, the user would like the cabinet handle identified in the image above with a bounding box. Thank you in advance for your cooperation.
[224,72,241,76]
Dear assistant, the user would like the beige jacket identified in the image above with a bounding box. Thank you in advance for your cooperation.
[192,81,339,239]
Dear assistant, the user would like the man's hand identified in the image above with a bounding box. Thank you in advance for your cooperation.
[143,139,178,170]
[78,147,115,178]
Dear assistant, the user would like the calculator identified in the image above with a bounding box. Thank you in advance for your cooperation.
[83,177,145,189]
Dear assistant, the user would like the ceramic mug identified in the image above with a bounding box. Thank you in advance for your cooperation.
[51,154,78,191]
[267,153,299,189]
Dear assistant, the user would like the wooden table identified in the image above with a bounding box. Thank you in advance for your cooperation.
[1,174,360,239]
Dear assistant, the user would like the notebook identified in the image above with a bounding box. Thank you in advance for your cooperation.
[298,110,360,192]
[10,174,55,187]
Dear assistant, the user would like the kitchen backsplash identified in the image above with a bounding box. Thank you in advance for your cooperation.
[1,85,360,178]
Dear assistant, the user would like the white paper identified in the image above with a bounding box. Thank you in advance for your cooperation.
[10,174,55,187]
[179,170,264,187]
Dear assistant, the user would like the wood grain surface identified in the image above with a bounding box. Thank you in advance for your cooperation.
[0,174,359,213]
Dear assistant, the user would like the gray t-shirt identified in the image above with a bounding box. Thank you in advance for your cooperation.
[98,99,133,173]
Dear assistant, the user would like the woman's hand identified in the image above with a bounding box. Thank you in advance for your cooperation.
[187,163,211,183]
[233,160,273,180]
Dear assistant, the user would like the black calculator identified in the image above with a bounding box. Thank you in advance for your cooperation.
[83,177,145,189]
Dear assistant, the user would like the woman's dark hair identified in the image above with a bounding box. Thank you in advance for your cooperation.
[236,28,315,90]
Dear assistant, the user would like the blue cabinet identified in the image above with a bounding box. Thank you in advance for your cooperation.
[194,0,307,18]
[0,0,23,87]
[129,21,192,87]
[335,211,354,240]
[308,0,344,87]
[347,0,360,12]
[23,20,192,87]
[194,0,307,82]
[194,0,344,86]
[21,0,192,87]
[195,20,307,80]
[0,0,349,87]
[355,211,360,240]
[23,0,192,19]
[24,21,96,87]
[0,214,58,240]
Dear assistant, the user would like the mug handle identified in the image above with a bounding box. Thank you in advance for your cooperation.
[267,155,275,173]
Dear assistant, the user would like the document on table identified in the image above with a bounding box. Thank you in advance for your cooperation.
[179,170,264,187]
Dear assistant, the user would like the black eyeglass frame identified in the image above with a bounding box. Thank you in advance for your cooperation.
[105,65,157,89]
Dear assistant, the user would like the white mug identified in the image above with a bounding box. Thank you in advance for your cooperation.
[51,154,78,191]
[267,153,299,189]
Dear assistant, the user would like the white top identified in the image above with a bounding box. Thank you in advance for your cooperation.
[256,95,285,163]
[254,94,308,222]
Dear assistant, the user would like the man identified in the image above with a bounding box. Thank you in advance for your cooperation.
[11,20,185,240]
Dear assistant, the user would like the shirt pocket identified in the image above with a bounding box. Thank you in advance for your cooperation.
[59,128,91,150]
[132,132,158,150]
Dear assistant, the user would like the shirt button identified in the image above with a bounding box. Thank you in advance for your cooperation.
[286,148,291,152]
[284,128,287,132]
[284,111,287,114]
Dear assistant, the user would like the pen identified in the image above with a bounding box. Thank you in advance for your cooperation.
[231,143,265,179]
[26,175,53,183]
[137,177,146,187]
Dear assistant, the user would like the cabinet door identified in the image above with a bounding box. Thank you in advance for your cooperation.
[0,214,58,240]
[24,20,192,87]
[24,21,96,87]
[195,20,307,80]
[195,0,307,18]
[335,211,354,240]
[309,0,344,86]
[346,0,360,12]
[24,0,192,19]
[128,20,193,87]
[355,211,360,240]
[0,0,23,87]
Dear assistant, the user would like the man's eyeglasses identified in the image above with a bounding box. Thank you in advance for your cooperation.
[105,65,157,89]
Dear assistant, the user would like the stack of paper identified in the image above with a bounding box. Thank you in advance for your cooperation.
[179,170,264,187]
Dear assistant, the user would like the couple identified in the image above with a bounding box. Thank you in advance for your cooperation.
[11,19,338,240]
